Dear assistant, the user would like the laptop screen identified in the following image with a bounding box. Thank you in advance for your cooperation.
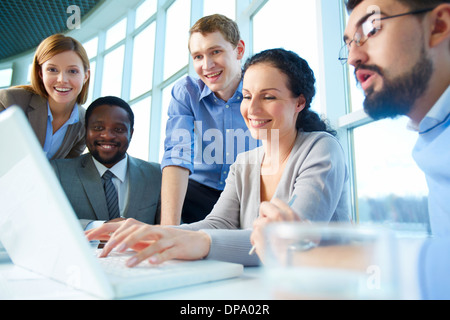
[0,106,113,297]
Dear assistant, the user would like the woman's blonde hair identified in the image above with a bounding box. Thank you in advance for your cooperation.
[20,34,90,105]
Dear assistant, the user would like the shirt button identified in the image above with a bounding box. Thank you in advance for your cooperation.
[226,105,230,109]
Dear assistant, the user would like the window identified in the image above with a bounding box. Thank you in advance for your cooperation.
[3,1,431,231]
[348,69,365,112]
[83,37,98,60]
[203,0,235,20]
[135,0,157,28]
[101,45,125,97]
[252,0,322,114]
[105,18,127,50]
[129,97,152,161]
[0,68,13,88]
[27,64,32,83]
[85,60,96,107]
[164,0,191,80]
[352,117,429,232]
[130,23,156,100]
[83,37,98,107]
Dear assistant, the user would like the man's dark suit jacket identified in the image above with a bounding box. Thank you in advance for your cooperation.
[51,154,161,229]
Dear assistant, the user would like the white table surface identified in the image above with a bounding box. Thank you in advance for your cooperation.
[0,246,420,300]
[0,253,272,300]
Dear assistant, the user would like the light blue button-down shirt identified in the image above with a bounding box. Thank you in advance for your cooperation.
[414,86,450,298]
[161,75,259,191]
[412,85,450,237]
[43,103,80,159]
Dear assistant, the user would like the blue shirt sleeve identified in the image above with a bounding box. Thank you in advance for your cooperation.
[418,237,450,299]
[161,77,197,173]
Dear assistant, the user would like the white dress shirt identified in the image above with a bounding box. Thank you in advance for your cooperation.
[85,154,130,230]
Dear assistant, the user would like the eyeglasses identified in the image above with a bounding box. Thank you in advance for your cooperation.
[339,8,434,64]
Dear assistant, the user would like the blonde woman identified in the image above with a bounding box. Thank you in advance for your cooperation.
[0,34,90,159]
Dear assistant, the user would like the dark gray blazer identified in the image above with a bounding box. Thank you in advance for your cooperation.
[51,154,162,229]
[0,87,86,159]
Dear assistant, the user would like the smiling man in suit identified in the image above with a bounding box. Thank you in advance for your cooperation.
[51,96,161,230]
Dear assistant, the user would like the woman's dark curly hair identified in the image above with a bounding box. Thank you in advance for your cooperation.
[243,48,336,136]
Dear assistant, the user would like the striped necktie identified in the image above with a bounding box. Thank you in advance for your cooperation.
[102,170,120,220]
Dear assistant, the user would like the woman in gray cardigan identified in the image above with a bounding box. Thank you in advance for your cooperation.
[0,34,90,159]
[87,49,351,267]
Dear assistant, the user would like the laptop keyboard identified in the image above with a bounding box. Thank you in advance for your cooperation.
[94,250,184,278]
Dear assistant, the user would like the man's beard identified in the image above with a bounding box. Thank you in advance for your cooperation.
[359,48,433,120]
[90,141,127,167]
[91,150,126,166]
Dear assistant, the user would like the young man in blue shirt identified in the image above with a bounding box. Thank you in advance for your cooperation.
[160,15,258,225]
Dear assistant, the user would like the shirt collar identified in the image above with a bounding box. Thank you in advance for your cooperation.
[199,83,213,101]
[198,75,244,103]
[92,154,128,183]
[410,85,450,133]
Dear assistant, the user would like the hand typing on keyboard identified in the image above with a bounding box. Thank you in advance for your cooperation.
[85,218,211,268]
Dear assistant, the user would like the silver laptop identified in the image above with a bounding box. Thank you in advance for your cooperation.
[0,107,243,299]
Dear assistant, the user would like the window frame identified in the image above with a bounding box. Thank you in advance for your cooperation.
[2,0,430,229]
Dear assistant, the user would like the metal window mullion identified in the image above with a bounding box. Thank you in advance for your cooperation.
[92,31,106,100]
[121,9,137,101]
[148,0,169,162]
[316,0,358,222]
